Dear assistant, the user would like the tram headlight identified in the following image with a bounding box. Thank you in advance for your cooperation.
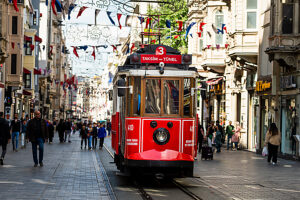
[153,128,170,145]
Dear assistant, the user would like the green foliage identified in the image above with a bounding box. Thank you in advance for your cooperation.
[147,0,188,53]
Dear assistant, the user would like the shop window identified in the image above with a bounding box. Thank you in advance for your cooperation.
[215,11,224,45]
[163,80,180,115]
[12,16,18,34]
[282,3,294,34]
[24,73,31,89]
[11,54,17,74]
[145,79,161,114]
[25,40,33,55]
[246,0,257,29]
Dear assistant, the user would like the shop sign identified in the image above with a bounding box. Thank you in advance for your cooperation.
[280,75,296,89]
[255,81,271,92]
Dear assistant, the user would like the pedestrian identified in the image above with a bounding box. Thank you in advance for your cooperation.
[48,121,54,144]
[87,124,93,150]
[92,123,98,149]
[198,123,204,153]
[80,125,88,149]
[10,113,21,152]
[57,119,65,143]
[64,119,72,143]
[0,112,11,165]
[264,123,281,165]
[98,123,107,150]
[206,122,215,147]
[21,119,28,149]
[215,126,222,153]
[107,120,111,136]
[226,121,235,150]
[232,122,241,150]
[216,120,225,144]
[26,110,49,167]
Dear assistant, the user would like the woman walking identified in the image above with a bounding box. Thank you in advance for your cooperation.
[98,123,106,150]
[264,123,281,165]
[80,125,88,149]
[232,122,241,150]
[87,124,93,150]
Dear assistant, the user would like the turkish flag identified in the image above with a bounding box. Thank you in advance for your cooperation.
[117,13,122,29]
[91,47,95,60]
[77,6,87,18]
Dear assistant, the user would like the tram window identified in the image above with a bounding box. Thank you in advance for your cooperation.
[163,80,180,115]
[145,79,161,114]
[127,77,132,116]
[184,78,191,116]
[133,77,141,116]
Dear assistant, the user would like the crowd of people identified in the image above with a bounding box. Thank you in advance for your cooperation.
[0,111,111,166]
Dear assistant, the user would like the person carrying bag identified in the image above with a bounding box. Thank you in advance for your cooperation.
[264,123,281,165]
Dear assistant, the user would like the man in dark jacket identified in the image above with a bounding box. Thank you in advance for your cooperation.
[0,112,11,165]
[64,119,72,143]
[10,113,21,152]
[106,120,111,136]
[26,110,48,167]
[92,123,98,149]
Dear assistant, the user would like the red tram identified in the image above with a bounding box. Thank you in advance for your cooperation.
[111,45,198,177]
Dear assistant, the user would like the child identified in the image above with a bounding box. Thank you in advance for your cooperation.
[97,123,106,150]
[80,125,88,149]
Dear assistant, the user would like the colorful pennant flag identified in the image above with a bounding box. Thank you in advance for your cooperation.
[207,45,211,49]
[216,44,220,49]
[55,0,62,12]
[217,24,226,34]
[77,6,87,18]
[111,45,117,52]
[34,35,42,43]
[197,32,202,37]
[177,21,183,32]
[185,22,196,39]
[225,44,229,49]
[12,0,19,12]
[130,43,135,54]
[126,43,130,54]
[68,4,76,20]
[51,0,57,15]
[107,12,115,25]
[91,47,95,60]
[117,13,122,29]
[145,17,152,29]
[138,16,145,24]
[174,35,180,39]
[199,22,206,32]
[166,20,171,28]
[72,47,79,58]
[30,44,35,51]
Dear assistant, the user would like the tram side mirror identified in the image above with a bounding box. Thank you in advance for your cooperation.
[117,79,126,97]
[108,90,113,100]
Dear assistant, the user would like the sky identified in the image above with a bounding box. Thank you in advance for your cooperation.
[63,0,134,76]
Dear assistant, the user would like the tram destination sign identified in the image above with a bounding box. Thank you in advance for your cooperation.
[140,54,182,64]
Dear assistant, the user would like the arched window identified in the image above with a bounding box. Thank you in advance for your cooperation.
[215,11,224,45]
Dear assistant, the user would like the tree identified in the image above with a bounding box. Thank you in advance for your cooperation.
[147,0,188,53]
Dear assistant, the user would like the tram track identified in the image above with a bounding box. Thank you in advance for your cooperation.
[103,144,204,200]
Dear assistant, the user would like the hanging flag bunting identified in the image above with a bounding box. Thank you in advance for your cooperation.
[197,32,202,37]
[207,45,211,49]
[185,22,196,39]
[145,17,152,29]
[216,44,220,49]
[117,13,122,29]
[225,44,229,49]
[130,43,135,54]
[95,9,100,25]
[72,46,79,58]
[12,0,19,12]
[91,47,95,60]
[111,45,117,52]
[24,35,32,41]
[107,12,115,25]
[126,43,130,54]
[223,25,228,33]
[30,44,35,51]
[138,16,145,24]
[55,0,62,12]
[68,4,76,20]
[151,19,158,29]
[174,35,180,39]
[177,21,183,32]
[78,46,88,51]
[212,24,218,33]
[166,20,171,28]
[199,22,206,32]
[34,35,42,43]
[77,6,87,18]
[51,0,57,15]
[217,24,226,34]
[11,42,15,49]
[190,34,193,38]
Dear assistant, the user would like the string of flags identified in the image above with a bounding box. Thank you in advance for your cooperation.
[70,45,110,58]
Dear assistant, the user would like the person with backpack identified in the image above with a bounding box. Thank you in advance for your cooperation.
[226,121,235,150]
[264,123,281,165]
[0,112,11,165]
[98,123,106,150]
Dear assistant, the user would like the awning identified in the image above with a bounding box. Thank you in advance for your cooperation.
[34,68,41,75]
[206,77,223,85]
[23,90,32,96]
[23,68,31,74]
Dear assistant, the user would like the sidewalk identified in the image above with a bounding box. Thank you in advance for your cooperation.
[191,147,300,200]
[0,132,113,200]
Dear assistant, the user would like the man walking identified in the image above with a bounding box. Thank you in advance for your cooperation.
[226,121,235,150]
[10,113,21,152]
[64,119,72,143]
[0,112,11,165]
[106,120,111,136]
[26,110,48,167]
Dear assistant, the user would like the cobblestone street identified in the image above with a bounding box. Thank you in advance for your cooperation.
[0,133,114,200]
